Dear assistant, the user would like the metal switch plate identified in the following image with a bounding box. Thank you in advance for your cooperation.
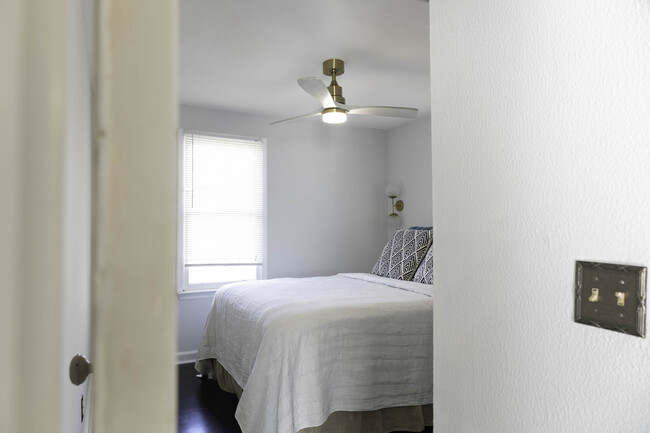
[575,261,646,337]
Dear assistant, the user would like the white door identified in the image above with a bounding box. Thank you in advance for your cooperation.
[61,0,94,432]
[0,1,178,432]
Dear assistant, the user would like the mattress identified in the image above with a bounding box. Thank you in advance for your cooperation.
[195,273,433,433]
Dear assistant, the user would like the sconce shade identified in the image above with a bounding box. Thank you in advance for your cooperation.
[385,185,400,198]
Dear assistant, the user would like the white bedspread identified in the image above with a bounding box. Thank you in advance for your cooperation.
[195,273,433,433]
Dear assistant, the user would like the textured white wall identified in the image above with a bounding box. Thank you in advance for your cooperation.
[387,116,432,230]
[177,105,389,356]
[431,1,650,432]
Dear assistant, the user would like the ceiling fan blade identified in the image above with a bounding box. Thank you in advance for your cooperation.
[342,105,419,119]
[297,77,335,108]
[269,109,322,125]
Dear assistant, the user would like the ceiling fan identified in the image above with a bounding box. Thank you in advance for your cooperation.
[270,58,419,125]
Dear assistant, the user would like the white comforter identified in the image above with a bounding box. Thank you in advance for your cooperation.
[195,273,433,433]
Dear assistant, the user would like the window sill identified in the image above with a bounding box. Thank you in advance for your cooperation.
[176,288,218,300]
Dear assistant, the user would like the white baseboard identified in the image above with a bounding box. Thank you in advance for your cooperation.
[177,350,198,365]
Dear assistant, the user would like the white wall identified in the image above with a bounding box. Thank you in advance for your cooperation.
[431,1,650,432]
[177,105,389,358]
[387,116,432,229]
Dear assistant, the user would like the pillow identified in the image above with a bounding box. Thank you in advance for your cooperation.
[412,243,433,284]
[371,229,433,281]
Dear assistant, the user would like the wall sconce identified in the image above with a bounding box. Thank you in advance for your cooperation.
[386,185,404,228]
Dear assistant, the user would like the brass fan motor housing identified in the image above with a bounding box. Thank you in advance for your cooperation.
[323,58,346,104]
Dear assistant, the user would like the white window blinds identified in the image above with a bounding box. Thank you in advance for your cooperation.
[182,132,264,267]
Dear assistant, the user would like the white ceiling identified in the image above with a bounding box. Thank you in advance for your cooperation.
[179,0,431,130]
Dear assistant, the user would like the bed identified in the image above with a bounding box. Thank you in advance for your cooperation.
[195,229,434,433]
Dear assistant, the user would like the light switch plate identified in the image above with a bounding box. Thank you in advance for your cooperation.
[575,261,646,337]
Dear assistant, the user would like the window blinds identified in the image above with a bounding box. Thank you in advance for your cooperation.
[183,132,264,266]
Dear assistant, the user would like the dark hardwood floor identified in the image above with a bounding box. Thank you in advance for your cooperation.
[178,363,241,433]
[178,363,432,433]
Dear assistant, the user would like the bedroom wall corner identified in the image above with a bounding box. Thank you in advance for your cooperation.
[386,116,433,232]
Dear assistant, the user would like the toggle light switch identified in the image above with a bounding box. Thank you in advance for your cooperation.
[615,291,626,306]
[575,261,646,337]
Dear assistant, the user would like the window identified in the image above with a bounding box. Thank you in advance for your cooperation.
[178,130,265,292]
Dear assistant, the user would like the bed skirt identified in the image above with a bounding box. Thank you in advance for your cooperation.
[199,358,433,433]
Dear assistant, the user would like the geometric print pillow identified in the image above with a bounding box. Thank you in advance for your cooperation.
[371,239,392,275]
[371,229,433,281]
[412,243,433,284]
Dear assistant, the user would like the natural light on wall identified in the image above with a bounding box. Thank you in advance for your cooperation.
[180,131,265,291]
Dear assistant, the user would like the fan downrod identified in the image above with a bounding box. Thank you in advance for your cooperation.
[322,58,346,104]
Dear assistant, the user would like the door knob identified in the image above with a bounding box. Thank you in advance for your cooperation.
[69,354,93,386]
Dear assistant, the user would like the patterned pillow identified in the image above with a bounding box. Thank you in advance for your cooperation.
[371,240,392,275]
[371,229,432,281]
[413,243,433,284]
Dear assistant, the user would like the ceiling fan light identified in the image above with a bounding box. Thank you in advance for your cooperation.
[321,107,348,124]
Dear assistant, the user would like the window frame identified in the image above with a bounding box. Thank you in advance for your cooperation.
[176,129,267,295]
